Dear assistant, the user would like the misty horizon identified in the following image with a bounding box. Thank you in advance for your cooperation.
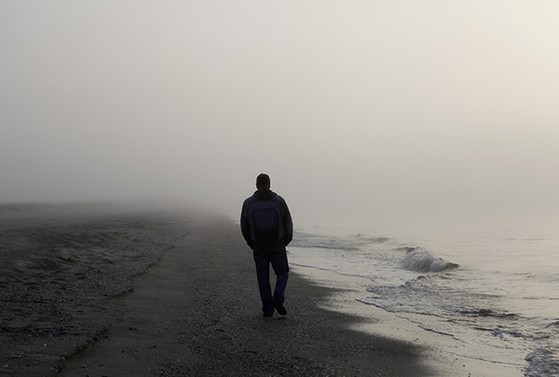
[2,1,558,226]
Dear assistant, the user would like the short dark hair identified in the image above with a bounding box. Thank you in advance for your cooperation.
[256,173,271,189]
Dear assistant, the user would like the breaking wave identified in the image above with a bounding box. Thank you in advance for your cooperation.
[401,247,458,273]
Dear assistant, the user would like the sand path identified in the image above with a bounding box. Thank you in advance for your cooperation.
[59,215,432,377]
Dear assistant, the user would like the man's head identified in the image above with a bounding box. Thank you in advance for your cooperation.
[256,173,271,190]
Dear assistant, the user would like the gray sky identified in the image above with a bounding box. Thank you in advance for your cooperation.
[1,1,558,226]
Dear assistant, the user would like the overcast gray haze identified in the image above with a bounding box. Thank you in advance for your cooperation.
[1,1,558,227]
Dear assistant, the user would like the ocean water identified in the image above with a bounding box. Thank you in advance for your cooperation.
[288,213,559,377]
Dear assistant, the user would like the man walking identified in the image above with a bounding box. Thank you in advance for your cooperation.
[241,173,293,317]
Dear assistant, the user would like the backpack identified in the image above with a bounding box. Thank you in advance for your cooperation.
[250,199,283,243]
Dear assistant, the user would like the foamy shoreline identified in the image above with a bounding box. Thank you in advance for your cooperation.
[290,263,525,377]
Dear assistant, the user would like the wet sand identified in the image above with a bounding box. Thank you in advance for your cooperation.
[2,204,436,376]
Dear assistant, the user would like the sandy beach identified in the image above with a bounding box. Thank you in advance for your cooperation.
[3,204,451,376]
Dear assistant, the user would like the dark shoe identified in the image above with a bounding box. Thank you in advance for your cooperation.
[273,302,287,316]
[263,306,274,317]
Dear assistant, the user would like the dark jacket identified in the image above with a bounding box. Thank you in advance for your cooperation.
[240,189,293,249]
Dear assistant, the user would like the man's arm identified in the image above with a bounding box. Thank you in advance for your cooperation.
[281,199,293,246]
[240,204,253,248]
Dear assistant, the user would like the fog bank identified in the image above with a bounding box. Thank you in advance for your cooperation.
[2,1,558,226]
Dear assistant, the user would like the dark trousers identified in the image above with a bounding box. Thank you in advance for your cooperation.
[253,244,289,316]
